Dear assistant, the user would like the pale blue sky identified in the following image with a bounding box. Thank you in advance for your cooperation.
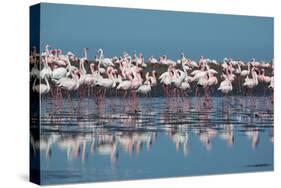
[36,3,273,61]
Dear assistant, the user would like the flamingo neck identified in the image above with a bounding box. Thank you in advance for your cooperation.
[182,63,187,75]
[206,63,211,78]
[84,48,88,59]
[90,64,95,75]
[152,72,156,79]
[43,53,49,69]
[66,57,72,69]
[99,49,104,59]
[44,77,50,90]
[80,60,86,75]
[55,50,58,58]
[98,49,103,74]
[32,78,37,91]
[71,71,78,82]
[252,71,258,84]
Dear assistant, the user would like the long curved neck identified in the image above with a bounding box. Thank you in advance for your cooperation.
[238,63,241,71]
[127,58,132,68]
[145,72,149,81]
[206,63,211,77]
[80,60,86,75]
[44,77,50,90]
[84,48,88,59]
[72,72,78,82]
[32,78,37,90]
[252,70,258,84]
[152,71,156,79]
[97,62,101,75]
[182,63,187,76]
[66,57,71,68]
[44,53,49,68]
[98,50,103,74]
[45,46,50,56]
[34,60,38,69]
[90,64,95,75]
[128,74,133,81]
[99,49,103,59]
[226,69,230,80]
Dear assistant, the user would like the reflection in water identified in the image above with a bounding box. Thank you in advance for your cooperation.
[31,96,273,184]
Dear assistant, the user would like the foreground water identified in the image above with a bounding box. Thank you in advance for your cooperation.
[35,96,273,184]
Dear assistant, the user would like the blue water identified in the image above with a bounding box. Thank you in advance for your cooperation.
[37,96,273,184]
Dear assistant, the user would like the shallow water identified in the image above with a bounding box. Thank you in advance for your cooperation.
[36,96,273,185]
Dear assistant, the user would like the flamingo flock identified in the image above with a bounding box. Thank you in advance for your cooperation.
[30,45,274,106]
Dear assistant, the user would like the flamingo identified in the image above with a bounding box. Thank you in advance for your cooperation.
[178,65,191,96]
[97,48,115,68]
[159,65,174,96]
[218,69,233,95]
[159,55,177,66]
[40,51,53,79]
[57,69,80,92]
[206,64,218,95]
[136,79,151,96]
[117,73,133,97]
[258,69,271,83]
[268,76,274,89]
[32,77,50,95]
[148,56,158,68]
[243,67,259,89]
[240,63,251,77]
[94,67,116,97]
[147,70,157,89]
[30,60,39,79]
[30,47,274,102]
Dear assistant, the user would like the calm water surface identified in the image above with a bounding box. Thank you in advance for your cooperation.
[36,96,273,184]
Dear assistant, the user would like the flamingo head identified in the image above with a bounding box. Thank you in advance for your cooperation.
[50,49,56,55]
[137,67,143,73]
[74,69,81,78]
[97,48,103,56]
[112,56,119,63]
[90,63,95,70]
[145,72,149,79]
[122,51,128,58]
[253,67,259,74]
[80,58,88,64]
